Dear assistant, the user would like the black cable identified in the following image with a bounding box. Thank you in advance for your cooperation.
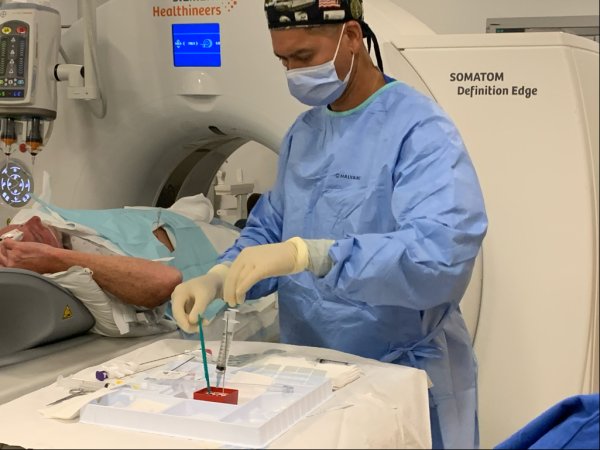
[360,21,384,73]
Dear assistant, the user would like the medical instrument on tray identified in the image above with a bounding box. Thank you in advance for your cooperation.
[167,356,195,373]
[48,378,131,406]
[45,388,89,406]
[215,308,239,389]
[94,350,202,381]
[56,375,106,392]
[138,349,204,366]
[95,360,138,380]
[198,313,212,394]
[227,349,287,367]
[317,358,350,365]
[48,374,112,407]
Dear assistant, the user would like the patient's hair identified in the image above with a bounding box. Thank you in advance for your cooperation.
[234,193,263,230]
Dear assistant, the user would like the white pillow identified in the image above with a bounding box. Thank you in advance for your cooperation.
[45,266,177,338]
[45,266,280,342]
[167,193,214,224]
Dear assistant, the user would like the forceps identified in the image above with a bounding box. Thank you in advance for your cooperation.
[46,388,89,406]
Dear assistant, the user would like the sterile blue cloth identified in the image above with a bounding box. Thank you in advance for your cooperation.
[219,79,488,449]
[495,394,600,449]
[34,200,228,322]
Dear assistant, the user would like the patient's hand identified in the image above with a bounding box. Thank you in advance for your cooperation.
[0,239,57,273]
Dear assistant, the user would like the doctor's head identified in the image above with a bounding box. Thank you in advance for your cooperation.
[0,216,63,248]
[264,0,382,108]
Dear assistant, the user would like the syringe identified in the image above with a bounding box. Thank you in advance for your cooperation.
[215,308,239,389]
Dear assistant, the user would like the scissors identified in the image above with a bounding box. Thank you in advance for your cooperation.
[45,388,90,406]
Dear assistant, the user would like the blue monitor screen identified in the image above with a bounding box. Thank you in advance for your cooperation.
[172,23,221,67]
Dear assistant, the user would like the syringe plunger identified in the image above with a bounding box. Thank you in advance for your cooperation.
[215,309,239,388]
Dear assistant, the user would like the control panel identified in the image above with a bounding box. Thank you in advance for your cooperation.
[0,21,29,101]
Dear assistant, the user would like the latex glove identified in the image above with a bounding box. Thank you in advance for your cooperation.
[223,237,309,306]
[170,264,229,333]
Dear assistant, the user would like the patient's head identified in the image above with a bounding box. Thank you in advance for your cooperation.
[0,216,63,248]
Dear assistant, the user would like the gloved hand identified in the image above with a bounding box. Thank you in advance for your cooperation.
[223,237,309,306]
[170,264,229,333]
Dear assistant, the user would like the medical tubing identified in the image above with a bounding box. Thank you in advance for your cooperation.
[139,351,189,366]
[79,0,106,118]
[360,21,384,73]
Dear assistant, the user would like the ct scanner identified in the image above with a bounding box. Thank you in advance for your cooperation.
[0,0,598,448]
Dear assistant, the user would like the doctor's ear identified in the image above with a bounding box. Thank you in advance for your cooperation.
[344,21,364,49]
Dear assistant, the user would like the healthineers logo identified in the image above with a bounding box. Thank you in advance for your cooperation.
[224,0,238,12]
[155,0,238,17]
[173,0,239,11]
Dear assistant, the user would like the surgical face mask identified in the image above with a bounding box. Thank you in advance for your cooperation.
[286,24,354,106]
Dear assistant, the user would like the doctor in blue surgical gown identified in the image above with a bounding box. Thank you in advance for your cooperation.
[171,1,488,448]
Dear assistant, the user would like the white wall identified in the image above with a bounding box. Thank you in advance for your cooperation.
[391,0,599,34]
[46,0,78,26]
[45,0,109,26]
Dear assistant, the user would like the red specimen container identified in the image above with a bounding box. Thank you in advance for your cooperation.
[193,387,239,405]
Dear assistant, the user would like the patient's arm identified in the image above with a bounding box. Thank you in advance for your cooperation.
[0,239,182,308]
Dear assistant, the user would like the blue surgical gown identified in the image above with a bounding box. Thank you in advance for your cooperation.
[495,394,600,449]
[220,80,488,449]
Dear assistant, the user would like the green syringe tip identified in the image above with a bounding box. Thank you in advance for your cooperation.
[198,314,211,394]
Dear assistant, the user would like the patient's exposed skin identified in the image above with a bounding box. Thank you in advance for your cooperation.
[0,216,62,248]
[0,215,174,251]
[0,215,181,308]
[152,227,175,252]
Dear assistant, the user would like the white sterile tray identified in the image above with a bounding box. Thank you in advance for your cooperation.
[80,364,332,448]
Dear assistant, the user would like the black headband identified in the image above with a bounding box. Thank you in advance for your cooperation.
[264,0,384,72]
[265,0,363,29]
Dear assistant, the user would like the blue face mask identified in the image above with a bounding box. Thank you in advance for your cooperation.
[286,24,354,107]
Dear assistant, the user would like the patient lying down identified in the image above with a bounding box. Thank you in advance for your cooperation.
[0,194,277,341]
[0,215,182,309]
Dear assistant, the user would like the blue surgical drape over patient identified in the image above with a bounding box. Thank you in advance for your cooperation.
[220,80,488,449]
[33,201,228,321]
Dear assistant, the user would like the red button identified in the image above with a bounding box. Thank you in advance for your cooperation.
[16,26,27,34]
